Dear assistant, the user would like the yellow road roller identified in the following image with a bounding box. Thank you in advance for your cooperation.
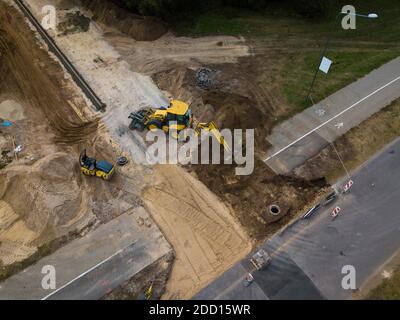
[79,149,115,181]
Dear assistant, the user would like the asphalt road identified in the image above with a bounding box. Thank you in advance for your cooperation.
[45,240,155,300]
[265,57,400,174]
[196,138,400,299]
[0,208,171,300]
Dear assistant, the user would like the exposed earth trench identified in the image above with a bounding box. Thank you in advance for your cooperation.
[0,0,330,300]
[0,1,146,278]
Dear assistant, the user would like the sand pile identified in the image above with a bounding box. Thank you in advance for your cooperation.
[0,100,25,122]
[0,2,139,268]
[0,153,95,265]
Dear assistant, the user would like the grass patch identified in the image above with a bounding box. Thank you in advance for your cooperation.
[173,7,325,38]
[172,0,400,114]
[283,49,400,111]
[328,98,400,181]
[173,1,400,42]
[174,11,251,37]
[368,265,400,300]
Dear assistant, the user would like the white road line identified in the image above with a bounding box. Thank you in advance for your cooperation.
[41,241,136,300]
[264,74,400,162]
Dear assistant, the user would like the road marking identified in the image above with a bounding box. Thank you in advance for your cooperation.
[315,108,326,117]
[41,241,136,300]
[335,122,344,129]
[265,74,400,162]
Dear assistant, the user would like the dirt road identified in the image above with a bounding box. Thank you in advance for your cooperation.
[106,32,250,74]
[144,165,250,299]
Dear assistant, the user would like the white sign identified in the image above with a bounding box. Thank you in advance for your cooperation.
[319,57,332,74]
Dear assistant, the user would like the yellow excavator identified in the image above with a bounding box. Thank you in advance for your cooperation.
[79,149,115,181]
[128,100,230,151]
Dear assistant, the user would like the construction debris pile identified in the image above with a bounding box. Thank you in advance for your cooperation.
[0,146,13,169]
[58,10,91,36]
[0,2,144,271]
[196,68,217,90]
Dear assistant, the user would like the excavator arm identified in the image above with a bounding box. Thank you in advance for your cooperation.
[195,122,231,152]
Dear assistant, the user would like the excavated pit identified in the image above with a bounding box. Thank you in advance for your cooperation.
[0,3,143,271]
[153,66,328,240]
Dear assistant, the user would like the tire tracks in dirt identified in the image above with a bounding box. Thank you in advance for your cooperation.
[0,4,98,145]
[143,165,251,299]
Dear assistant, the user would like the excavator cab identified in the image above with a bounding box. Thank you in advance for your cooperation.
[129,100,193,134]
[163,105,193,132]
[79,149,115,181]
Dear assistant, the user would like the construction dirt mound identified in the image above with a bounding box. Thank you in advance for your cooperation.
[0,2,97,267]
[191,160,328,239]
[0,153,95,266]
[153,64,328,241]
[80,0,167,41]
[0,3,143,272]
[154,67,272,155]
[0,4,98,145]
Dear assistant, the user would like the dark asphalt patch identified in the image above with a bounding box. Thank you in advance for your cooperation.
[245,251,325,300]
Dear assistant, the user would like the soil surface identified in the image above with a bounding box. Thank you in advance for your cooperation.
[103,252,174,300]
[143,165,250,299]
[152,65,327,241]
[0,2,144,273]
[21,0,253,299]
[4,0,329,300]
